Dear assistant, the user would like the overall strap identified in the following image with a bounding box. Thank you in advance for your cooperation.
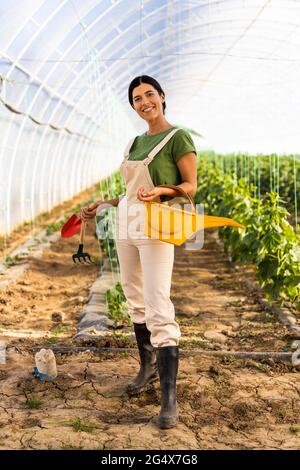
[122,136,137,162]
[143,128,182,166]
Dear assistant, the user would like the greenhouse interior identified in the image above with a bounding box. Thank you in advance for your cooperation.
[0,0,300,454]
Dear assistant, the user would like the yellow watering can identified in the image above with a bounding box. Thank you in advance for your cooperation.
[144,184,244,246]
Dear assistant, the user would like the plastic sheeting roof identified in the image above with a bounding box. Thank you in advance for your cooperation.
[2,0,300,151]
[1,0,300,233]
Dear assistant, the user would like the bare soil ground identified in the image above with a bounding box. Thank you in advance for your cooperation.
[0,188,300,450]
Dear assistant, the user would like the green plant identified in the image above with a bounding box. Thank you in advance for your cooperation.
[2,254,24,268]
[105,281,131,327]
[45,337,57,344]
[69,417,94,433]
[51,324,69,336]
[3,256,13,268]
[289,426,300,435]
[196,157,300,310]
[25,396,42,409]
[46,222,62,235]
[197,151,300,218]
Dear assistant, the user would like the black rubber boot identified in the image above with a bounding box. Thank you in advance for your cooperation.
[126,323,158,395]
[156,346,179,429]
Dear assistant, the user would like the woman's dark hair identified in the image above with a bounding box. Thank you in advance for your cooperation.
[128,75,166,115]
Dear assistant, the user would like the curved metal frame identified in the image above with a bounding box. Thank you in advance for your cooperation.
[0,0,299,234]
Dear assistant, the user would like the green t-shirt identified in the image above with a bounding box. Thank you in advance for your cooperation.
[128,126,197,189]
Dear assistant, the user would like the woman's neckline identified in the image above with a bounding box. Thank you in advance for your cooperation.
[144,126,175,137]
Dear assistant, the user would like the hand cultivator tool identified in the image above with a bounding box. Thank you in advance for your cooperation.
[61,202,99,264]
[72,220,93,264]
[61,213,82,238]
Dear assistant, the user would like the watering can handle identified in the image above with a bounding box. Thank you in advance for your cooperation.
[157,184,196,212]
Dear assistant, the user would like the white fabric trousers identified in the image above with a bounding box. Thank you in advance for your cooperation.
[115,233,181,348]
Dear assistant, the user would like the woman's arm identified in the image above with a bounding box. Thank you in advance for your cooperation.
[165,152,197,197]
[95,197,120,208]
[80,197,121,221]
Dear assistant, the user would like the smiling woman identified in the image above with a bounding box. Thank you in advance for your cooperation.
[129,76,167,120]
[80,74,198,430]
[128,76,197,200]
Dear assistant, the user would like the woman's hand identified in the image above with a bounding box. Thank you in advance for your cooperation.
[79,202,101,222]
[79,206,97,222]
[137,186,163,202]
[79,198,119,222]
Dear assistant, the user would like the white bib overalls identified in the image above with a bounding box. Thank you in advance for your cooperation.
[115,128,181,348]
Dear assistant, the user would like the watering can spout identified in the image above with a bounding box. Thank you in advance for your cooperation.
[144,201,244,246]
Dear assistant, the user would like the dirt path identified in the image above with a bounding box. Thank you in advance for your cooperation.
[1,194,300,450]
[0,188,100,344]
[172,235,296,353]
